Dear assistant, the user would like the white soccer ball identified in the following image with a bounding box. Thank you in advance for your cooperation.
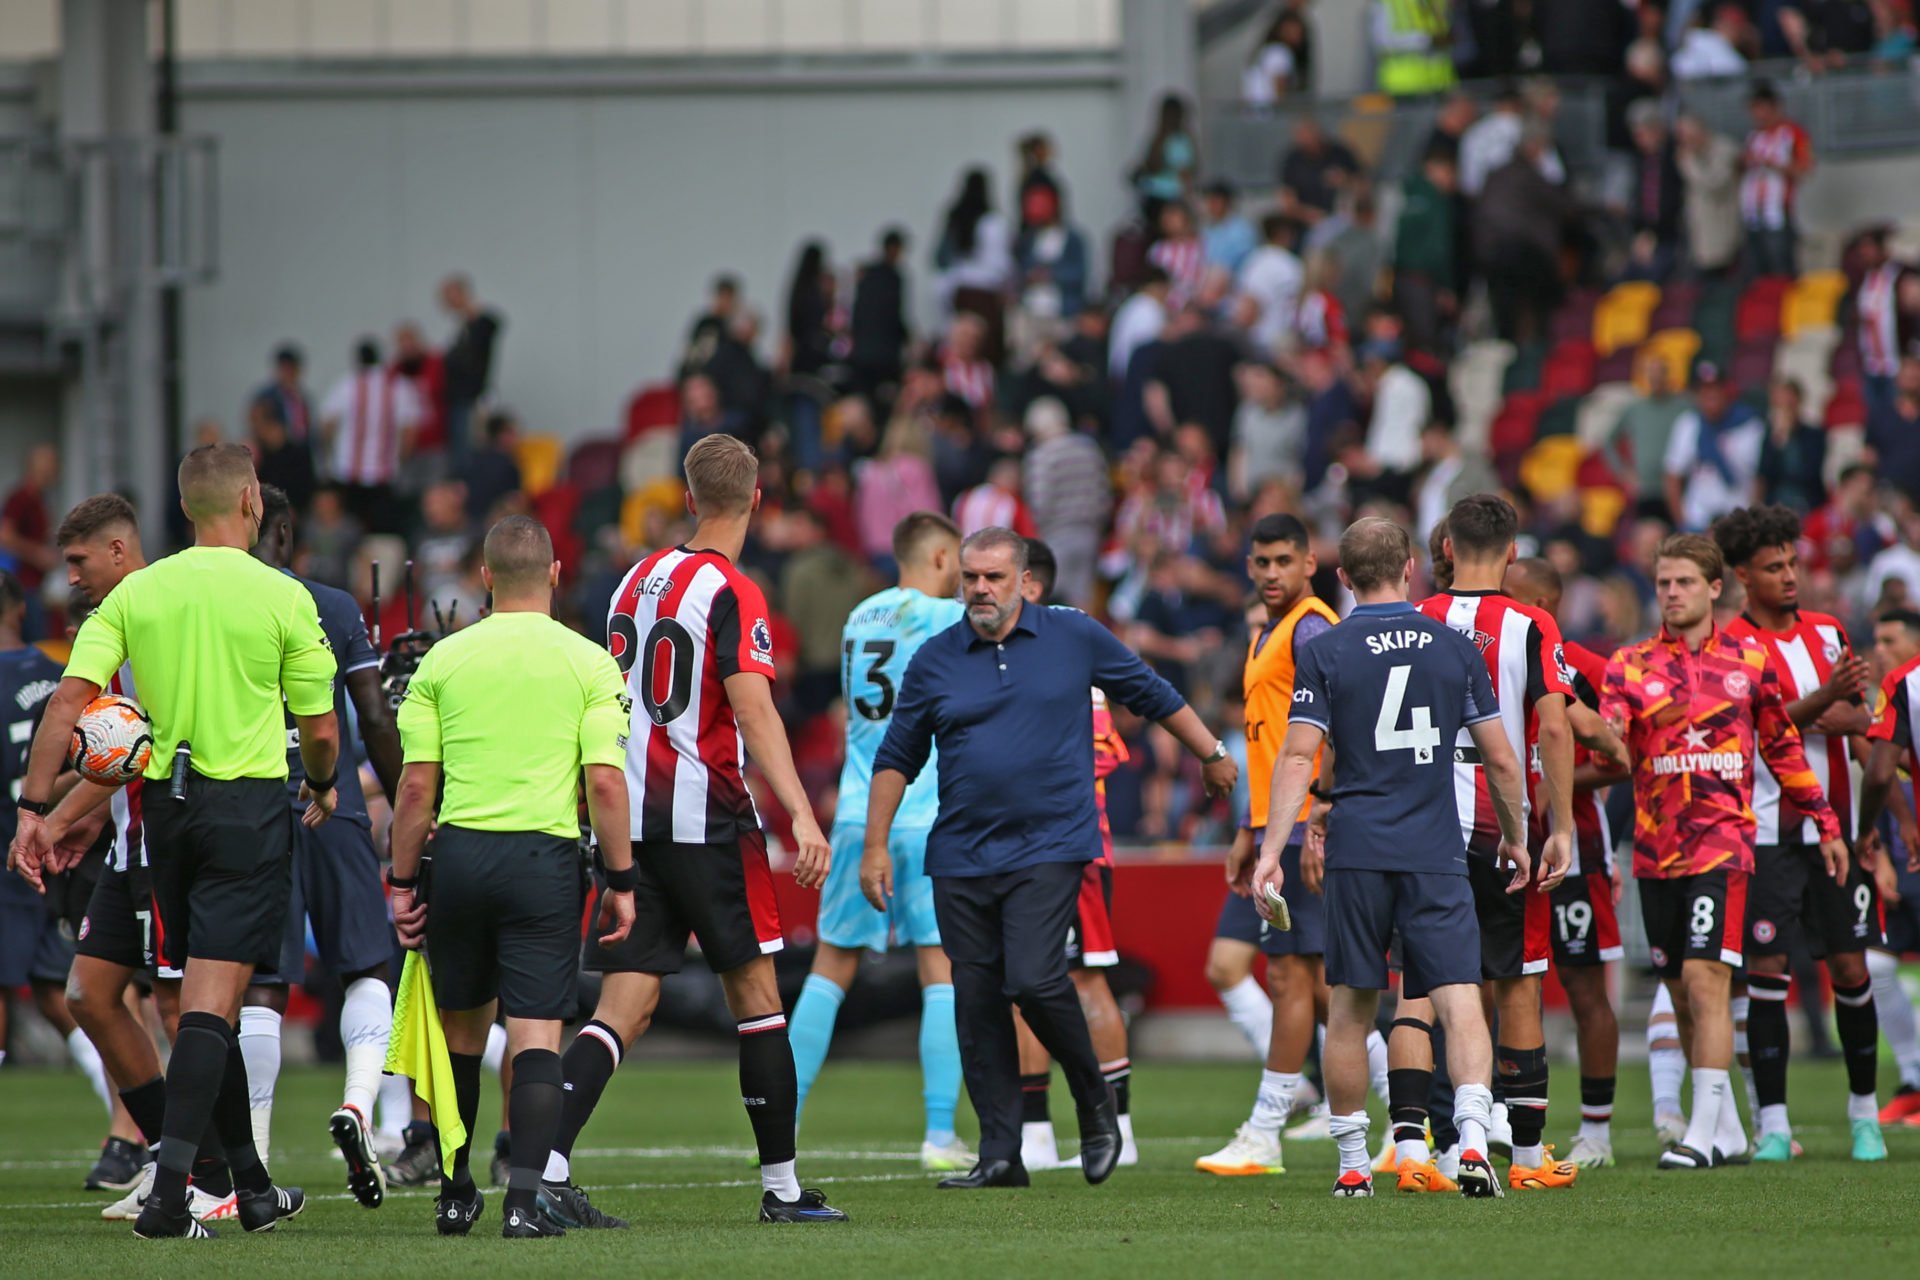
[68,694,154,787]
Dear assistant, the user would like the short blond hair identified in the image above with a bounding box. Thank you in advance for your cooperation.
[177,443,258,523]
[683,435,759,516]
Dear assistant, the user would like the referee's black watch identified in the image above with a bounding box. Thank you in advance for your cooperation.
[17,797,50,818]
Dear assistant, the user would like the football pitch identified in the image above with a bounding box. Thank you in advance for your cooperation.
[3,1059,1917,1278]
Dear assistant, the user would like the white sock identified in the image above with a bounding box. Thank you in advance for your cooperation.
[1681,1067,1728,1155]
[64,1027,113,1119]
[1117,1112,1135,1150]
[1248,1069,1301,1137]
[1365,1029,1390,1106]
[1849,1091,1880,1122]
[1454,1082,1493,1155]
[1729,993,1760,1117]
[1649,1047,1686,1115]
[339,977,392,1120]
[1219,976,1273,1058]
[1868,950,1920,1089]
[237,1005,283,1165]
[1714,1084,1747,1156]
[377,1073,413,1139]
[1022,1120,1059,1163]
[482,1022,507,1073]
[1758,1101,1789,1137]
[1435,1143,1460,1178]
[1578,1116,1611,1144]
[1513,1141,1544,1167]
[544,1149,570,1182]
[1396,1136,1428,1163]
[761,1157,801,1201]
[1329,1111,1371,1176]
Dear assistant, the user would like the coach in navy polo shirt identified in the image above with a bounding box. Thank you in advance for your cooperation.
[865,527,1238,1190]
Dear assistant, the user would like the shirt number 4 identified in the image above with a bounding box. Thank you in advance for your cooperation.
[1375,664,1439,765]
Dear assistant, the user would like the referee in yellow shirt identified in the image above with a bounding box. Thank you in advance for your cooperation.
[387,515,636,1239]
[8,443,340,1240]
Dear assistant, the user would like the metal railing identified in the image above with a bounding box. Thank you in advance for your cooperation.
[1677,57,1920,158]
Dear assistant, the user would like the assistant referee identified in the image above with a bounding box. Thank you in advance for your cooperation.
[388,515,636,1240]
[8,443,339,1240]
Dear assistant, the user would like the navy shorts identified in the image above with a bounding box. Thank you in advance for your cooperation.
[1884,824,1920,953]
[1324,866,1480,999]
[1214,838,1325,956]
[0,896,71,986]
[255,816,396,986]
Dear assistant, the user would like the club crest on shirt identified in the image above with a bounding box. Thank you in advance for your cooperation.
[1723,670,1750,699]
[1645,680,1666,698]
[1650,946,1668,969]
[1824,643,1843,663]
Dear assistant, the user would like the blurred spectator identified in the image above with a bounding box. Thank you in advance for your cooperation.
[1014,188,1091,349]
[1200,180,1257,277]
[682,274,740,371]
[1672,4,1751,80]
[1758,378,1827,512]
[299,486,362,592]
[250,390,317,516]
[1229,360,1305,499]
[0,443,56,637]
[953,456,1037,537]
[1127,551,1220,697]
[1605,355,1690,509]
[1148,202,1208,309]
[1131,93,1199,227]
[1663,361,1764,530]
[1780,0,1879,70]
[679,371,751,460]
[1110,268,1172,381]
[928,390,991,505]
[250,343,313,456]
[1521,79,1570,186]
[1296,348,1358,490]
[1476,125,1576,344]
[1016,132,1065,234]
[1459,83,1524,198]
[940,312,997,414]
[412,480,475,603]
[1371,0,1457,96]
[1294,251,1351,362]
[1871,0,1918,59]
[780,505,872,716]
[1394,149,1462,354]
[1868,355,1920,496]
[854,417,942,573]
[1866,507,1920,608]
[1415,418,1499,539]
[1675,113,1744,276]
[1235,214,1305,356]
[1359,339,1429,478]
[391,322,445,457]
[460,410,524,524]
[1803,463,1882,572]
[1853,225,1908,419]
[1323,192,1386,330]
[783,240,839,382]
[1620,100,1686,283]
[319,336,424,535]
[1241,11,1299,106]
[1277,118,1359,230]
[850,227,911,397]
[934,168,1014,337]
[1423,91,1478,167]
[1144,306,1242,456]
[1023,397,1111,606]
[439,273,502,463]
[1740,83,1815,277]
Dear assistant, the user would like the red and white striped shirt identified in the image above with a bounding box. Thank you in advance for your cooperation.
[952,484,1036,538]
[107,663,144,873]
[1740,121,1811,230]
[1147,235,1207,309]
[1561,640,1616,875]
[321,369,424,487]
[1724,610,1857,844]
[943,356,995,411]
[1416,590,1573,857]
[1294,288,1348,353]
[1858,263,1902,377]
[608,546,778,845]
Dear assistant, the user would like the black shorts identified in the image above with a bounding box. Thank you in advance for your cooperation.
[1469,855,1551,981]
[588,832,783,977]
[1323,866,1480,999]
[75,855,157,972]
[143,775,291,971]
[1746,842,1885,958]
[1548,871,1624,967]
[424,825,584,1020]
[255,817,396,986]
[1639,868,1748,979]
[43,842,106,939]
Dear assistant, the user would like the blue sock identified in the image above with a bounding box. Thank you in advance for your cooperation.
[920,983,961,1146]
[790,973,846,1122]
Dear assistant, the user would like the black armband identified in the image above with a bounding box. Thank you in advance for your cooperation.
[385,868,418,891]
[603,863,640,893]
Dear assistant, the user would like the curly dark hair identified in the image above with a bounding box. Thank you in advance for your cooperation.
[1710,504,1802,569]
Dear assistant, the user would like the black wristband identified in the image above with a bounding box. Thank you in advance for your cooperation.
[603,863,640,893]
[17,797,50,817]
[385,869,418,891]
[306,771,337,795]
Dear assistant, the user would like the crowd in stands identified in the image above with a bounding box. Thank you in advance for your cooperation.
[7,0,1920,855]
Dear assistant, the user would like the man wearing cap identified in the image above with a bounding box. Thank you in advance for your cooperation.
[1664,361,1764,532]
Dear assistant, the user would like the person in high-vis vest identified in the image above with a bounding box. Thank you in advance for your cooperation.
[1196,514,1351,1177]
[1373,0,1456,97]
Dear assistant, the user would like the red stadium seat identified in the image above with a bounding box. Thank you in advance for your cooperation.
[1824,377,1866,430]
[532,483,584,579]
[1540,339,1598,399]
[566,438,624,493]
[1736,277,1790,343]
[623,383,680,442]
[1594,348,1638,386]
[1830,340,1863,383]
[1550,288,1602,345]
[1490,390,1550,455]
[1730,341,1777,395]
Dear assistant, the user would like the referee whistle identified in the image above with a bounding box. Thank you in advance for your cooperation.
[170,740,191,802]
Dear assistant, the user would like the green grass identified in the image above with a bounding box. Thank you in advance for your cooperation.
[2,1058,1917,1277]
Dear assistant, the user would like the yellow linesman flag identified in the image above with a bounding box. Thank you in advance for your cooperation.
[384,950,465,1172]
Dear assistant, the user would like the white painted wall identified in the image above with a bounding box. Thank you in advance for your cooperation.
[176,79,1127,440]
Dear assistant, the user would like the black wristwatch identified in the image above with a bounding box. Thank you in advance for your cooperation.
[385,869,418,891]
[17,797,50,817]
[305,771,338,795]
